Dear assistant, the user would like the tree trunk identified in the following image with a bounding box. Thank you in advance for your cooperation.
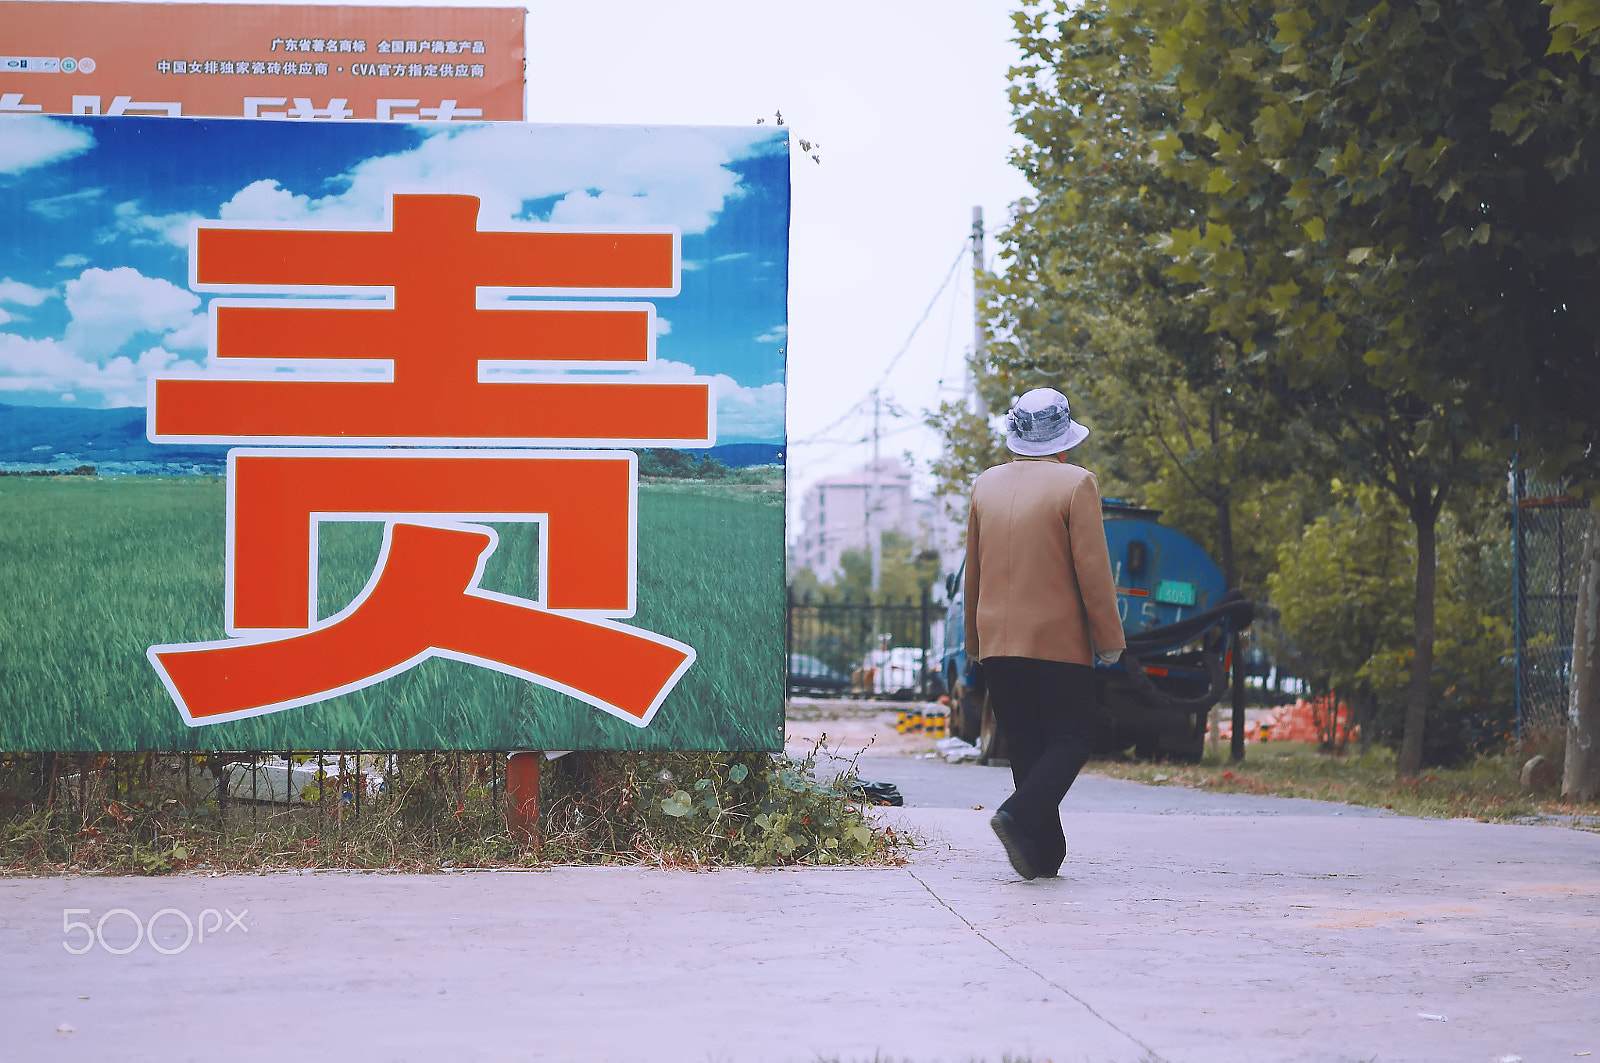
[1211,456,1247,763]
[1562,499,1600,800]
[1397,505,1439,777]
[1355,681,1374,756]
[1229,631,1247,762]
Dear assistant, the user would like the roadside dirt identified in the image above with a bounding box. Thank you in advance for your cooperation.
[784,697,939,758]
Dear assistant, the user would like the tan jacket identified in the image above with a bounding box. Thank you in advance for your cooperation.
[964,457,1126,666]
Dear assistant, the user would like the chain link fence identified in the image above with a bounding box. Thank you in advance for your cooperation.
[1514,471,1589,735]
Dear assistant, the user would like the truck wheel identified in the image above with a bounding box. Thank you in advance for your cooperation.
[977,694,1010,766]
[949,677,983,744]
[1171,742,1204,765]
[1171,713,1208,764]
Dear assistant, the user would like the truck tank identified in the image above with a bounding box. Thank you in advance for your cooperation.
[941,501,1254,764]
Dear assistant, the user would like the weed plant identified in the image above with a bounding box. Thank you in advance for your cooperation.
[0,747,906,875]
[539,743,902,868]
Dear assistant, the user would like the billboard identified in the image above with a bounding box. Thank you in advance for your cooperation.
[0,2,523,120]
[0,114,789,752]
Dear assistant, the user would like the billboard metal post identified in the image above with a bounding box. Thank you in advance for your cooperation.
[506,752,540,846]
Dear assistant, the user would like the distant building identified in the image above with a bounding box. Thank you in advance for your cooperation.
[790,459,964,582]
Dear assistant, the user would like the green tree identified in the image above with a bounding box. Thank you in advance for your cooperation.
[1541,1,1600,799]
[989,0,1275,593]
[945,0,1598,780]
[789,531,940,605]
[1118,0,1600,775]
[1267,486,1417,754]
[1269,484,1514,764]
[924,400,1009,512]
[939,0,1325,759]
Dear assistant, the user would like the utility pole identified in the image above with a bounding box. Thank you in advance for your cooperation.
[869,388,882,593]
[969,205,986,417]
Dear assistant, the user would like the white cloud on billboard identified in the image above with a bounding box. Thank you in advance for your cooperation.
[161,315,210,352]
[28,187,105,220]
[476,355,783,442]
[219,178,314,222]
[715,379,784,441]
[0,115,95,175]
[0,279,52,307]
[0,333,71,391]
[210,123,773,235]
[62,267,204,360]
[0,333,190,407]
[110,201,204,248]
[0,265,208,404]
[639,358,783,441]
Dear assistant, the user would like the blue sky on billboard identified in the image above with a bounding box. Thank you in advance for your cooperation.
[0,114,788,444]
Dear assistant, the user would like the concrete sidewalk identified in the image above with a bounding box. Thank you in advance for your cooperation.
[2,772,1597,1062]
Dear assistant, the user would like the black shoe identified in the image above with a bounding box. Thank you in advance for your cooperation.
[1039,837,1068,878]
[989,810,1039,881]
[847,780,903,806]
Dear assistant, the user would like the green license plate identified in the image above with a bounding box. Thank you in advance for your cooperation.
[1154,580,1196,606]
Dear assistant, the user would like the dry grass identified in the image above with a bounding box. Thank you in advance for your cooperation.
[1086,736,1598,829]
[0,749,913,876]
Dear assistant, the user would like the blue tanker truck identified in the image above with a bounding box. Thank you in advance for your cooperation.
[940,501,1255,763]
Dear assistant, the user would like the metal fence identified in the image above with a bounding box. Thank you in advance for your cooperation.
[786,591,947,698]
[1514,472,1590,735]
[1,750,508,822]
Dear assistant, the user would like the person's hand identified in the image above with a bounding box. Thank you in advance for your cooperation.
[963,658,986,693]
[1096,649,1123,666]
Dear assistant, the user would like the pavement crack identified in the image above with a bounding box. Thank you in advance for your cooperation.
[904,867,1168,1063]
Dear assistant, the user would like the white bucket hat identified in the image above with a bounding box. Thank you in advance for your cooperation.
[1004,387,1089,456]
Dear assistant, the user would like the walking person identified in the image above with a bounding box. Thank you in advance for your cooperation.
[964,387,1125,879]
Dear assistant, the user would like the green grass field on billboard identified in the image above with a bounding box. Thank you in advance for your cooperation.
[0,476,783,751]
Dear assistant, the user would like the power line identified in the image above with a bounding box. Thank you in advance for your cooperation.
[871,241,968,391]
[791,393,873,447]
[791,239,968,448]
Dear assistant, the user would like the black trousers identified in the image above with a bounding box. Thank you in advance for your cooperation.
[984,656,1097,875]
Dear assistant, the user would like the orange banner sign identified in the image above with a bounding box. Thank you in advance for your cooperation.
[0,2,523,120]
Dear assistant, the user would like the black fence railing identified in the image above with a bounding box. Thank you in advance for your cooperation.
[1,750,508,822]
[786,590,947,699]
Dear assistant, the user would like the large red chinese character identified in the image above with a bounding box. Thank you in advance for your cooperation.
[149,193,714,446]
[147,194,710,728]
